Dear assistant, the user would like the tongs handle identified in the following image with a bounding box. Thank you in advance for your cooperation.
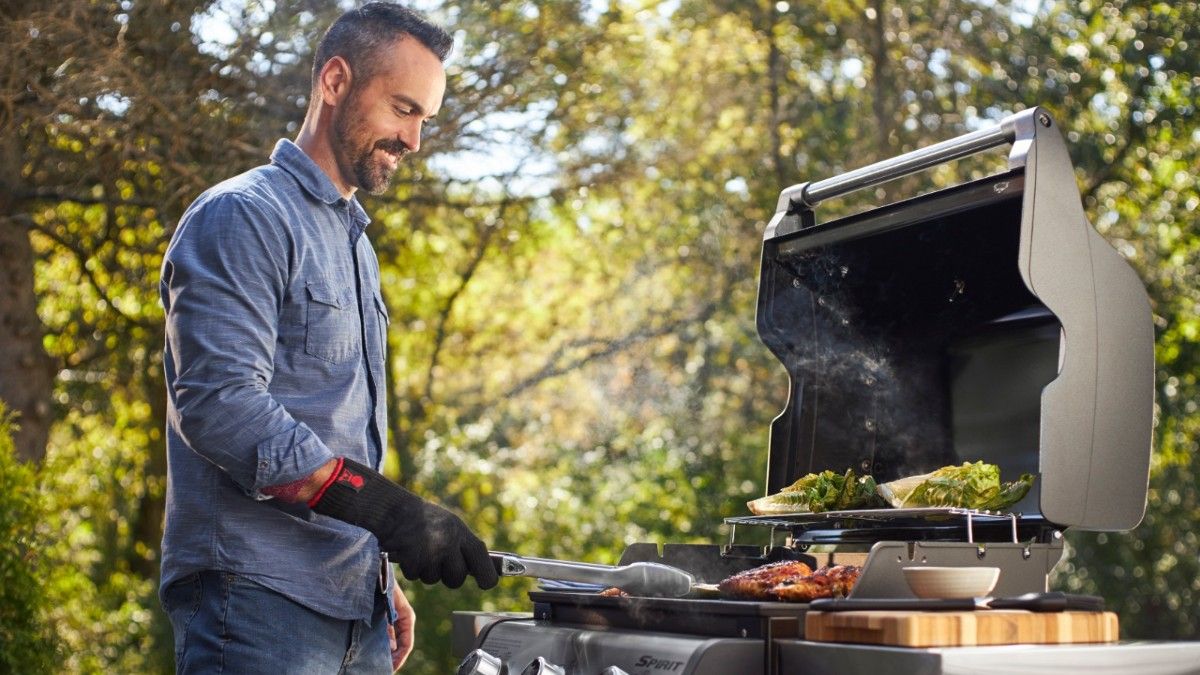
[491,552,621,580]
[809,592,1106,613]
[987,591,1105,612]
[489,552,695,597]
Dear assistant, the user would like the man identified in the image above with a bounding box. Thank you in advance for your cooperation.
[158,4,498,672]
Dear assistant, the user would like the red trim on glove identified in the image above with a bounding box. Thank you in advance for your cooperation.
[307,457,345,508]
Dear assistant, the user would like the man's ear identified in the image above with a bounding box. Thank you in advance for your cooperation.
[317,55,353,106]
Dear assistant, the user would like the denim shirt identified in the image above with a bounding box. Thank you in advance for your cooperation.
[159,139,390,621]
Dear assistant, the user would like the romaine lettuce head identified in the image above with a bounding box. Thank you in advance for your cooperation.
[877,461,1035,510]
[748,468,883,514]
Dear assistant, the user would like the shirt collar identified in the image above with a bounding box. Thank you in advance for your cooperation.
[270,139,370,228]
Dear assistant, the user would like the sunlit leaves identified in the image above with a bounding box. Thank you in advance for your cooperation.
[9,1,1199,672]
[0,405,59,672]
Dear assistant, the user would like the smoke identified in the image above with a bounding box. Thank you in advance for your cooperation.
[768,249,958,480]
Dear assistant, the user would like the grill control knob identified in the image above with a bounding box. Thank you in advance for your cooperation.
[519,656,566,675]
[456,649,506,675]
[601,668,631,675]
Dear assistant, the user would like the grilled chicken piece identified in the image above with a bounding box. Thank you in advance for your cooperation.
[718,562,861,602]
[770,564,861,602]
[717,560,814,600]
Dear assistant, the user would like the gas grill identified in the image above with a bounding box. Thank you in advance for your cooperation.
[453,107,1200,674]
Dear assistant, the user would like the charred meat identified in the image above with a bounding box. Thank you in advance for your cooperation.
[770,564,861,602]
[718,560,813,600]
[718,561,861,602]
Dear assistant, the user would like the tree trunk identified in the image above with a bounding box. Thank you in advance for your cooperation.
[127,360,168,578]
[0,205,55,464]
[866,0,897,201]
[765,7,786,188]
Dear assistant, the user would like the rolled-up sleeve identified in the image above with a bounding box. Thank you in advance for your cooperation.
[162,192,333,495]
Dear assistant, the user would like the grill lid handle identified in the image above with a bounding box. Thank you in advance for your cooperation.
[777,107,1044,215]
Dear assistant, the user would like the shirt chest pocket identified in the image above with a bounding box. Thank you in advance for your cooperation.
[305,281,360,364]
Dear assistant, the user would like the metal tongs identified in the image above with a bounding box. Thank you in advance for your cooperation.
[489,551,697,597]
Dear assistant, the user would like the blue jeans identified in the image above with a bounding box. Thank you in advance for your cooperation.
[162,571,392,674]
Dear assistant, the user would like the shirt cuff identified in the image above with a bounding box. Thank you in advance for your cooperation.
[250,423,335,498]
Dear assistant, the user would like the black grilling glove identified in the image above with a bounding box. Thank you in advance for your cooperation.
[309,458,499,590]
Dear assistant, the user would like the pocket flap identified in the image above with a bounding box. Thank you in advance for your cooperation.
[373,293,390,324]
[307,281,349,309]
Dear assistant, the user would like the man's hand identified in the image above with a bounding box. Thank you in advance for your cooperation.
[308,458,500,590]
[388,584,415,671]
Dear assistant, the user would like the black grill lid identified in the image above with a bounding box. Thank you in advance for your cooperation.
[755,108,1153,531]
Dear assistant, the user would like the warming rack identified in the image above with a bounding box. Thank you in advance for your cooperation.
[724,508,1057,548]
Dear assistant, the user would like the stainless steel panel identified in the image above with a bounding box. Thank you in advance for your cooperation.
[778,640,1200,675]
[1014,109,1154,530]
[849,539,1064,599]
[462,617,765,675]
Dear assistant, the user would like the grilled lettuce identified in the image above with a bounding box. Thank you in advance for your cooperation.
[876,461,1034,511]
[747,469,883,515]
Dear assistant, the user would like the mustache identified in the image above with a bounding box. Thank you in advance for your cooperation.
[374,139,411,157]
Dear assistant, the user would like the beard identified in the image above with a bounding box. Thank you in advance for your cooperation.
[333,93,409,195]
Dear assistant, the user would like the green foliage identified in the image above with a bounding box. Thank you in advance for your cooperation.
[5,0,1198,672]
[0,403,58,674]
[1021,0,1200,640]
[1057,460,1200,640]
[37,401,171,674]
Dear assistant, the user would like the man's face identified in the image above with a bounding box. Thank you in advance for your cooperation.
[332,37,446,195]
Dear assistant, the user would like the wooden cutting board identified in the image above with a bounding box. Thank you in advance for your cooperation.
[805,610,1119,648]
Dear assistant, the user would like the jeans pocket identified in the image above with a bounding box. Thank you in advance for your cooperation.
[161,573,201,614]
[305,281,360,364]
[161,573,202,663]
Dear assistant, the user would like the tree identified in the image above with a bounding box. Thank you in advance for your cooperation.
[0,402,58,673]
[1019,0,1200,639]
[1,1,324,669]
[1,1,1196,672]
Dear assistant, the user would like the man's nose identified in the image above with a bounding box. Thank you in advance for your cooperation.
[398,119,422,154]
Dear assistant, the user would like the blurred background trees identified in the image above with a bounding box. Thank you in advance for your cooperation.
[0,0,1195,672]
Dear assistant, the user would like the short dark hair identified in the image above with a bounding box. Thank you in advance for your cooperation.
[311,2,453,94]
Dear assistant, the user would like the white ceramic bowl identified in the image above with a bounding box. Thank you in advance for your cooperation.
[902,566,1000,599]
